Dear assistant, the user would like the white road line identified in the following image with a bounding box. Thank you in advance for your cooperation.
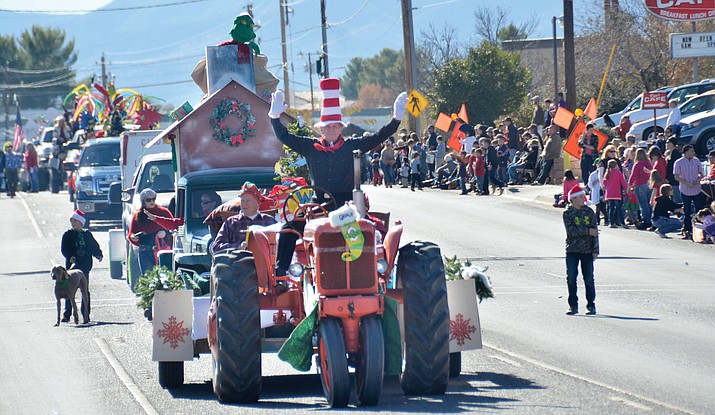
[19,195,44,238]
[489,354,522,367]
[94,337,160,415]
[609,396,653,411]
[483,341,700,415]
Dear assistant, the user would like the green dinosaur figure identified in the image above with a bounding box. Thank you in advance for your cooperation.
[230,12,260,56]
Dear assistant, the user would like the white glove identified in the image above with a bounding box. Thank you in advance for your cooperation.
[269,90,288,119]
[393,91,408,121]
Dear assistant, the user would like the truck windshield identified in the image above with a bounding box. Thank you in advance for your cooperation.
[137,160,175,193]
[79,143,121,167]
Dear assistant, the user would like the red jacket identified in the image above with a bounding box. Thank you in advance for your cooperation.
[603,170,627,200]
[471,155,485,176]
[127,205,182,247]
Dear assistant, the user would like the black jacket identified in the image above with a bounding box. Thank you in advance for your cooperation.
[272,118,400,204]
[61,229,103,274]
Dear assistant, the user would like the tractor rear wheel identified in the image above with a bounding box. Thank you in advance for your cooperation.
[158,361,184,388]
[449,352,462,378]
[397,241,450,395]
[211,252,262,403]
[356,315,384,406]
[318,318,350,408]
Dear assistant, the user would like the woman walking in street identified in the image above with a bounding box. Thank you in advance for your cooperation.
[3,143,22,198]
[24,142,39,192]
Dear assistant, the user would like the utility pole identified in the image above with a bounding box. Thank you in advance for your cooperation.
[307,53,315,111]
[101,52,107,89]
[279,0,291,106]
[552,16,559,103]
[401,0,419,133]
[692,21,699,82]
[563,0,576,112]
[2,64,8,135]
[320,0,329,78]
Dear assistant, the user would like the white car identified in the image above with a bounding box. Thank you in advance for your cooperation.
[628,90,715,141]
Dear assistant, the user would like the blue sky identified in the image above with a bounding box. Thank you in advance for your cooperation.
[0,0,579,107]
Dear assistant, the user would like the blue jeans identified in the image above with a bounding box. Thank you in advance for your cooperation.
[535,158,554,184]
[29,167,39,192]
[566,252,595,310]
[580,155,594,185]
[681,192,705,233]
[380,161,395,186]
[608,199,624,226]
[634,184,652,224]
[652,216,682,235]
[507,162,526,183]
[137,246,157,276]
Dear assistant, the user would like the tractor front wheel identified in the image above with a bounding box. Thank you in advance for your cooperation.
[318,318,350,408]
[356,315,384,406]
[211,252,262,403]
[158,361,184,388]
[397,241,450,395]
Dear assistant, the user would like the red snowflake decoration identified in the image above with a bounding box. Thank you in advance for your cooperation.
[156,316,190,349]
[449,313,477,346]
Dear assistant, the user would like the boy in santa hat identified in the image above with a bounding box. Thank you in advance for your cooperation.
[60,210,103,322]
[562,185,599,316]
[268,78,407,278]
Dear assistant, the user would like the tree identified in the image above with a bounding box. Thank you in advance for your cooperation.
[2,26,77,109]
[431,41,531,125]
[496,23,529,43]
[341,57,364,100]
[340,49,404,102]
[473,5,536,46]
[355,84,395,108]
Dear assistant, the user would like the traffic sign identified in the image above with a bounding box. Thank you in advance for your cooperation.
[642,92,669,110]
[671,32,715,59]
[406,89,428,118]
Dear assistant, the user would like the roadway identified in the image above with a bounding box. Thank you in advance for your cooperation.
[0,185,712,414]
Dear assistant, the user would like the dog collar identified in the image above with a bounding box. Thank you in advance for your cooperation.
[56,279,69,287]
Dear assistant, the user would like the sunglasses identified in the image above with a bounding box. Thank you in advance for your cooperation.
[608,150,616,153]
[145,198,156,202]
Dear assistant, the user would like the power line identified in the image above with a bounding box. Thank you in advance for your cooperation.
[4,66,68,74]
[128,80,195,88]
[0,0,214,14]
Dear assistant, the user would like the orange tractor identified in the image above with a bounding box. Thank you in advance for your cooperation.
[206,153,453,407]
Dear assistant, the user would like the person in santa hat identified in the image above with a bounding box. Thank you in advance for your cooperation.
[60,209,103,322]
[268,78,407,279]
[562,184,599,316]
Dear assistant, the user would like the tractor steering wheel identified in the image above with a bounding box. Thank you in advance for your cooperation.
[282,185,337,222]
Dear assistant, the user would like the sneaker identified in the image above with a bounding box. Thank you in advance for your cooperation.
[656,230,668,238]
[586,306,597,315]
[566,308,578,315]
[61,316,70,323]
[609,224,617,228]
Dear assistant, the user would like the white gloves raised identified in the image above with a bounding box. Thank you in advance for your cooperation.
[269,90,288,119]
[393,91,408,121]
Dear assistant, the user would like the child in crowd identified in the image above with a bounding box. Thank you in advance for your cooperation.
[399,157,410,188]
[624,189,641,225]
[496,135,509,183]
[470,148,485,194]
[652,184,683,238]
[648,170,665,207]
[554,170,579,208]
[694,208,715,243]
[603,159,628,228]
[409,151,422,191]
[371,153,382,186]
[455,150,469,195]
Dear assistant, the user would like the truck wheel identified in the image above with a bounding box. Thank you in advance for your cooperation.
[211,252,262,403]
[697,132,715,157]
[158,361,184,388]
[356,314,384,406]
[397,241,449,395]
[449,352,462,378]
[318,318,350,408]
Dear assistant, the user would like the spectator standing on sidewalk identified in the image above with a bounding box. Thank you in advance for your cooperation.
[665,138,682,203]
[24,142,39,192]
[409,150,422,191]
[628,148,653,229]
[562,185,599,316]
[504,117,519,162]
[532,96,544,137]
[603,159,628,228]
[578,123,599,186]
[534,124,562,185]
[3,142,22,198]
[673,145,705,240]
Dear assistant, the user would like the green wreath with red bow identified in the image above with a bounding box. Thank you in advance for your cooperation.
[209,97,257,146]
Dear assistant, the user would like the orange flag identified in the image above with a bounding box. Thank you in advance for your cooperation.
[435,112,453,132]
[553,106,575,129]
[458,103,469,124]
[584,98,598,120]
[563,120,586,159]
[447,122,465,152]
[594,129,608,152]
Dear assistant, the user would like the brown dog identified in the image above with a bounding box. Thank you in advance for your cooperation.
[51,265,90,326]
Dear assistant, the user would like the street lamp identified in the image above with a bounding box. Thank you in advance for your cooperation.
[552,15,564,102]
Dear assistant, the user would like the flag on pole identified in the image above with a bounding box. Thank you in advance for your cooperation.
[584,98,598,120]
[447,122,465,152]
[458,103,469,124]
[435,112,453,132]
[13,106,24,152]
[553,106,575,129]
[563,120,586,159]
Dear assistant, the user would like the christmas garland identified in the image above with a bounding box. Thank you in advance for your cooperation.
[443,255,494,302]
[209,97,256,146]
[135,266,199,309]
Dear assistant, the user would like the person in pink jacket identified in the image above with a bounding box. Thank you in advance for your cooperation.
[603,159,628,228]
[628,148,653,228]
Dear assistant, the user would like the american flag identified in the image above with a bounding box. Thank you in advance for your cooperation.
[12,106,24,152]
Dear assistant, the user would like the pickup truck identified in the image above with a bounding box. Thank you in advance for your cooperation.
[74,137,122,226]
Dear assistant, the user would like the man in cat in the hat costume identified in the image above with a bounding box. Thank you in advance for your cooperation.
[269,78,407,278]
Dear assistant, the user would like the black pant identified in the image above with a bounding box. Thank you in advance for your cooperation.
[4,168,18,196]
[681,192,705,233]
[535,158,554,184]
[64,270,90,320]
[410,173,422,189]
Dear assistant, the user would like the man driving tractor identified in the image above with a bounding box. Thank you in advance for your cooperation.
[269,78,407,278]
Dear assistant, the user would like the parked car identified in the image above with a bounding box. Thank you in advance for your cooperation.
[74,137,122,226]
[593,86,672,127]
[628,90,715,141]
[675,110,715,156]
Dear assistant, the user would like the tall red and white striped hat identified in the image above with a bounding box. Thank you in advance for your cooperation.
[315,78,347,127]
